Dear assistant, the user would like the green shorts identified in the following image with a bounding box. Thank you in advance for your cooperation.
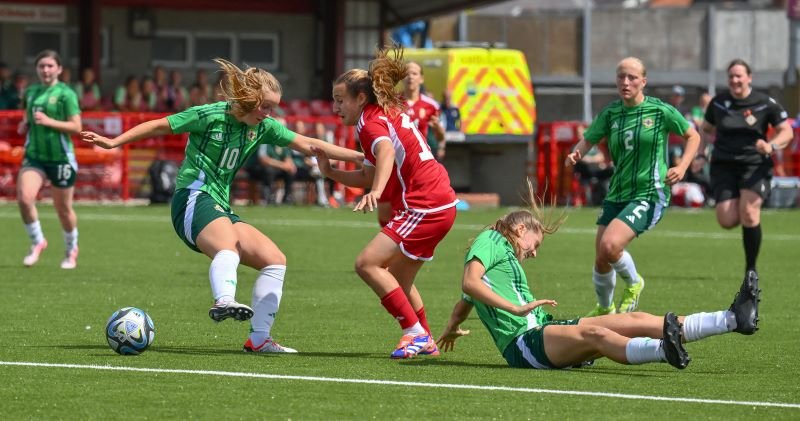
[170,188,242,253]
[21,157,77,188]
[502,318,580,369]
[597,200,666,236]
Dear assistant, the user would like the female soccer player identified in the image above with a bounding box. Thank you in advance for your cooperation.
[81,58,363,353]
[436,183,760,370]
[376,60,445,227]
[17,49,82,269]
[702,59,793,280]
[564,57,701,316]
[315,46,458,359]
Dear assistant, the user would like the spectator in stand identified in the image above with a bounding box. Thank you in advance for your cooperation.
[667,85,688,166]
[6,72,29,110]
[688,90,713,157]
[0,61,13,109]
[244,142,297,205]
[702,58,794,279]
[212,73,225,103]
[671,154,712,208]
[440,90,462,140]
[315,45,458,359]
[80,58,363,353]
[16,50,82,269]
[573,145,614,206]
[193,69,213,105]
[74,67,102,111]
[114,75,143,112]
[288,120,329,207]
[140,76,159,112]
[167,70,189,111]
[59,67,74,89]
[152,65,169,112]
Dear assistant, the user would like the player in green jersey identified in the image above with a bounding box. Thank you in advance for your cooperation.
[565,57,701,316]
[17,50,82,270]
[81,58,363,353]
[436,182,760,370]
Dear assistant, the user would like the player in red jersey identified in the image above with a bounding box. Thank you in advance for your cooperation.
[315,46,458,359]
[376,61,445,227]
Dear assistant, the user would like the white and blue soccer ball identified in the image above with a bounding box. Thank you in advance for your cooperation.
[105,307,155,355]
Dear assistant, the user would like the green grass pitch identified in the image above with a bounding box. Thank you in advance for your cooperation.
[1,204,798,419]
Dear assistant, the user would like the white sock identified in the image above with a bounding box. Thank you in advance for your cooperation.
[625,337,663,364]
[682,311,737,342]
[611,250,640,286]
[315,178,327,204]
[402,322,427,337]
[209,250,239,303]
[250,264,286,343]
[592,268,616,308]
[24,221,45,245]
[63,228,78,251]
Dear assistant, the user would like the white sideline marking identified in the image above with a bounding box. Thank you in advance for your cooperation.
[1,361,799,409]
[0,211,799,241]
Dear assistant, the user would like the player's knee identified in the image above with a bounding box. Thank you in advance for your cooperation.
[597,241,622,262]
[581,325,612,344]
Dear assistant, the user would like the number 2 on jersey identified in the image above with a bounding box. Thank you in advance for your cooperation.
[400,113,434,161]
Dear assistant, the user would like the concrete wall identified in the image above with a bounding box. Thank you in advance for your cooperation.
[0,7,317,100]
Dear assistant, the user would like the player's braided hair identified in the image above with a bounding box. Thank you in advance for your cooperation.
[334,45,407,116]
[486,179,567,258]
[214,58,282,118]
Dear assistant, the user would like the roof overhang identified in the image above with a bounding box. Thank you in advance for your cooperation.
[382,0,509,26]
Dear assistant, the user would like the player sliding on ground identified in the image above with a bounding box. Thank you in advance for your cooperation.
[436,181,760,370]
[80,58,362,353]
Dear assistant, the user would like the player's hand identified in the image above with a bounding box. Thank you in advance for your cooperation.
[436,327,471,352]
[33,111,52,126]
[565,150,582,167]
[665,167,686,185]
[311,146,332,177]
[511,299,557,317]
[754,139,772,155]
[80,131,117,149]
[353,190,380,213]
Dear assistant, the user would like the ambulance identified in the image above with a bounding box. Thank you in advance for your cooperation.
[404,46,536,143]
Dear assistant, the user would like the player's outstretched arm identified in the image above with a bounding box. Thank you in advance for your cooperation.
[80,118,172,149]
[291,134,364,163]
[312,146,372,188]
[436,299,473,352]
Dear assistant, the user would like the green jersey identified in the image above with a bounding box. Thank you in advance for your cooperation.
[23,82,81,163]
[462,229,551,354]
[167,102,296,206]
[583,96,689,204]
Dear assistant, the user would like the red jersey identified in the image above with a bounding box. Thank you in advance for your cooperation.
[357,103,457,213]
[405,93,440,139]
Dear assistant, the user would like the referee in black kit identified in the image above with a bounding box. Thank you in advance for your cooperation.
[702,58,794,282]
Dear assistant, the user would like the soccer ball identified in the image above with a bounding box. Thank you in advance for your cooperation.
[105,307,155,355]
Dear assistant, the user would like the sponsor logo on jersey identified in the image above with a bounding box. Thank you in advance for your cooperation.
[214,204,225,213]
[611,121,619,130]
[49,96,58,105]
[642,118,654,128]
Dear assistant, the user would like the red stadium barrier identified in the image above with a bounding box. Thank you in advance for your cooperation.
[0,110,360,203]
[535,121,585,205]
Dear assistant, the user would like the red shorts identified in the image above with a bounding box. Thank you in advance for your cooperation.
[382,206,456,261]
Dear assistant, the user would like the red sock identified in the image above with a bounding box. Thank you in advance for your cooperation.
[380,287,419,330]
[415,307,431,335]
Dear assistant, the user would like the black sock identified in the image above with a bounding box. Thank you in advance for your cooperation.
[742,225,761,272]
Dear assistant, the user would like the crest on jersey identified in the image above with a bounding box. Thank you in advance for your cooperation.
[724,100,731,108]
[642,118,654,128]
[247,129,257,142]
[49,96,57,105]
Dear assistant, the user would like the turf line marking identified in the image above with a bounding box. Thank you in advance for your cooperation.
[2,361,799,409]
[0,211,798,241]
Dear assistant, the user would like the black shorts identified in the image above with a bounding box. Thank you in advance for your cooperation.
[710,160,772,202]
